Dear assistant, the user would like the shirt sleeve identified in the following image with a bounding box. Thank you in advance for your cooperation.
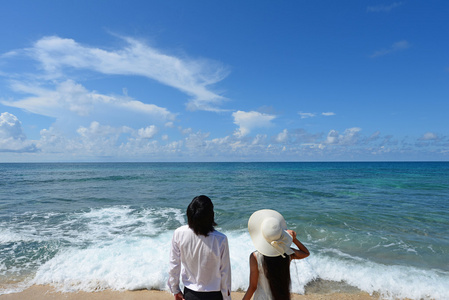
[167,230,182,295]
[220,235,232,300]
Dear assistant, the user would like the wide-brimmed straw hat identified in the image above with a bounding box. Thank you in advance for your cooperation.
[248,209,294,257]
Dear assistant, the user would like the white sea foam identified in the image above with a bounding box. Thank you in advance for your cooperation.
[28,232,449,299]
[308,251,449,300]
[28,206,185,292]
[0,229,27,244]
[32,234,174,292]
[2,206,449,299]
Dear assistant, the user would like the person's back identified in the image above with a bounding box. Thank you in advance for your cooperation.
[242,209,310,300]
[253,251,272,300]
[168,195,231,300]
[171,224,229,292]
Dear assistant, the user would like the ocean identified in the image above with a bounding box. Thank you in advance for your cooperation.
[0,162,448,299]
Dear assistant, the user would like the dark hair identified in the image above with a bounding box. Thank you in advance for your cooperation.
[263,254,291,300]
[187,195,217,236]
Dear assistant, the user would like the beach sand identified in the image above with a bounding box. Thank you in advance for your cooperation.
[0,285,380,300]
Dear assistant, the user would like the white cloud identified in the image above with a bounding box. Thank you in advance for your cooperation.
[0,112,26,140]
[2,118,444,161]
[77,121,131,140]
[1,35,446,161]
[276,129,288,143]
[0,112,37,152]
[252,134,267,145]
[371,40,410,58]
[299,111,335,118]
[298,112,316,119]
[29,36,228,111]
[39,123,139,158]
[184,131,211,149]
[5,80,94,117]
[232,110,276,137]
[419,132,438,141]
[38,121,154,157]
[2,80,176,131]
[326,130,340,145]
[325,127,362,146]
[181,127,193,135]
[340,127,362,145]
[39,127,69,151]
[367,2,403,13]
[137,125,158,139]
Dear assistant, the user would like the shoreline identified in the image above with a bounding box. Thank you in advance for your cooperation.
[0,285,380,300]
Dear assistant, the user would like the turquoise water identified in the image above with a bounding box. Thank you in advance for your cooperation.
[0,162,448,299]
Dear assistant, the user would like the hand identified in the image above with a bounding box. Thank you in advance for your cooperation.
[286,229,297,240]
[174,292,184,300]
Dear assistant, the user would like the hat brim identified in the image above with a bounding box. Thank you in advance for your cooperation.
[248,209,294,257]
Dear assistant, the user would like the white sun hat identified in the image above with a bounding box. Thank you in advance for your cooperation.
[248,209,294,257]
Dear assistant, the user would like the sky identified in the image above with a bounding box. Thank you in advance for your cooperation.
[0,1,448,162]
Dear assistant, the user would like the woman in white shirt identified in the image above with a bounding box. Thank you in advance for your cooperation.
[168,195,231,300]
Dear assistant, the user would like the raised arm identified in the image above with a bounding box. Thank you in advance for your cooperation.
[287,230,310,260]
[242,252,259,300]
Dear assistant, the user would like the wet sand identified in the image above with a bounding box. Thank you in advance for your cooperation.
[0,285,380,300]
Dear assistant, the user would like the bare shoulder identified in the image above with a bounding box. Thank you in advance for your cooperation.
[249,251,258,263]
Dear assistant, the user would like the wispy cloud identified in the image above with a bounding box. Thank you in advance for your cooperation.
[370,40,410,58]
[26,35,229,112]
[299,111,336,119]
[367,2,403,13]
[2,80,176,125]
[299,112,316,119]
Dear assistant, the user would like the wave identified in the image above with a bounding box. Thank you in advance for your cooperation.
[1,206,448,299]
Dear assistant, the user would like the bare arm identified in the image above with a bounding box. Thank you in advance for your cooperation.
[242,252,259,300]
[287,230,310,260]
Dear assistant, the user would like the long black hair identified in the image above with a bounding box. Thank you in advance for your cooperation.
[187,195,217,236]
[263,254,291,300]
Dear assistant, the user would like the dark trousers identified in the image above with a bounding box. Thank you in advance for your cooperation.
[184,287,223,300]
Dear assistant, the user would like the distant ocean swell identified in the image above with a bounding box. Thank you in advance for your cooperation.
[1,206,448,299]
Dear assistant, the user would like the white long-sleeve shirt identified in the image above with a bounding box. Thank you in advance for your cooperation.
[168,225,231,300]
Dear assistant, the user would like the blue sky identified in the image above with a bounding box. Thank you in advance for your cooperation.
[0,1,448,162]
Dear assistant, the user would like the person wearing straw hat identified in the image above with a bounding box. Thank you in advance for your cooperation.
[168,195,231,300]
[242,209,310,300]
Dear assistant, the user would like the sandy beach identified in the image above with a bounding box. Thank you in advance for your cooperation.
[0,285,380,300]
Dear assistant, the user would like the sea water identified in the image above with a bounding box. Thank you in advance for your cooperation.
[0,162,448,299]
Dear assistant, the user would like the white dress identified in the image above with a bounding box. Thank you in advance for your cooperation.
[253,251,273,300]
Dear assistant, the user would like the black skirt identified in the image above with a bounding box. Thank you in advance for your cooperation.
[184,287,223,300]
